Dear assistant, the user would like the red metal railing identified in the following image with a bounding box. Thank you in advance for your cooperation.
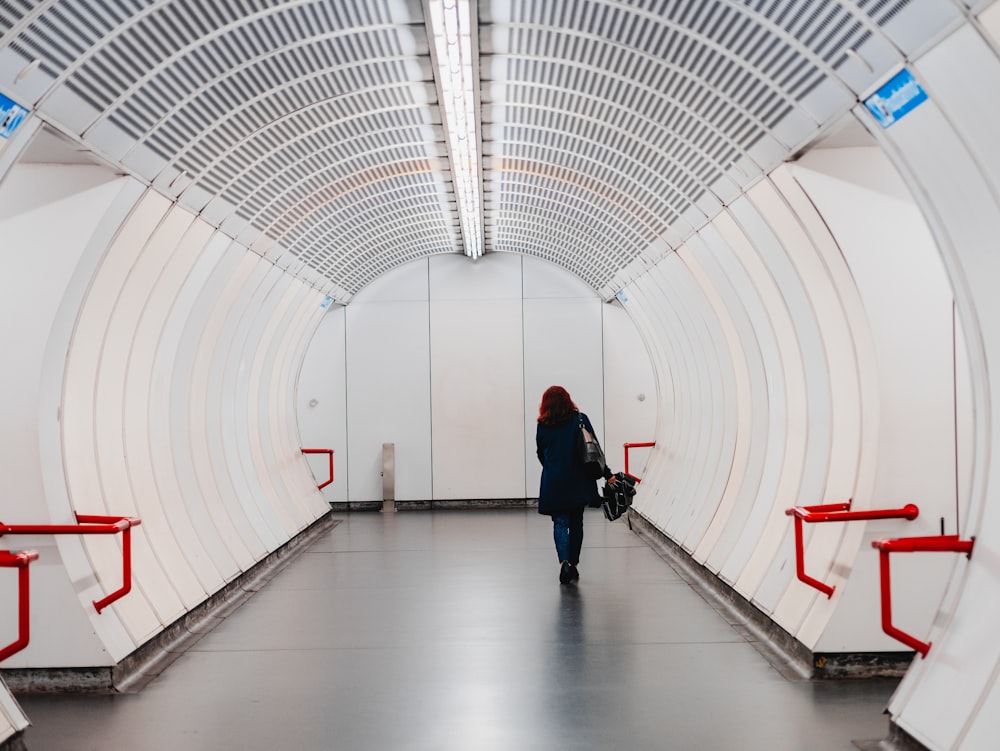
[0,513,141,613]
[623,442,655,482]
[871,534,975,657]
[785,501,919,598]
[0,549,39,662]
[301,448,334,490]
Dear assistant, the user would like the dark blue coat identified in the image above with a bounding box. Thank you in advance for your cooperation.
[536,411,607,516]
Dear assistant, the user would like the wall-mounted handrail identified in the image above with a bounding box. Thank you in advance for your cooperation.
[785,500,920,598]
[0,549,39,662]
[623,442,655,482]
[0,513,141,613]
[301,448,335,490]
[871,534,975,657]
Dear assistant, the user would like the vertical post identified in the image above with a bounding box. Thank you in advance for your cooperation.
[382,442,395,513]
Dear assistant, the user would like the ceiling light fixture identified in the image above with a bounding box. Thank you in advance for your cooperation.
[427,0,483,259]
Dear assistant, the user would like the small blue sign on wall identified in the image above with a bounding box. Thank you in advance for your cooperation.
[864,69,928,128]
[0,93,29,139]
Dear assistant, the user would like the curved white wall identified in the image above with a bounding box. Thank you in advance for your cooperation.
[0,160,331,685]
[620,146,962,655]
[867,8,1000,749]
[608,7,1000,750]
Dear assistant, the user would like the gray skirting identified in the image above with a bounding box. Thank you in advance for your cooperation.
[329,498,539,512]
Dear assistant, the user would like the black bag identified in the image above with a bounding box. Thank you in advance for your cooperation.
[602,472,637,521]
[578,415,606,480]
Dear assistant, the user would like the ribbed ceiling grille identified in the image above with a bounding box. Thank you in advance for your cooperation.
[0,0,919,298]
[479,0,897,287]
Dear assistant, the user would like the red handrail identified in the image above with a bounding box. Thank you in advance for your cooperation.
[0,513,141,613]
[785,501,919,597]
[623,442,655,482]
[0,549,39,662]
[301,448,335,490]
[871,534,975,657]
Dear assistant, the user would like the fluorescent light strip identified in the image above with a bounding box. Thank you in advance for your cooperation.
[429,0,483,259]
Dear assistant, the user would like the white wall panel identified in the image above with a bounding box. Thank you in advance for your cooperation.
[115,205,206,618]
[522,253,606,499]
[674,237,741,553]
[743,179,839,620]
[168,235,253,577]
[430,254,525,498]
[276,290,331,515]
[716,197,801,595]
[63,190,169,647]
[346,297,433,502]
[248,278,322,527]
[730,184,817,605]
[203,253,282,556]
[648,253,727,549]
[688,206,784,580]
[273,286,331,520]
[601,302,657,482]
[233,267,298,536]
[626,269,686,534]
[690,219,768,570]
[637,259,705,539]
[187,247,269,564]
[611,280,676,499]
[640,257,716,545]
[151,227,231,592]
[523,298,604,498]
[297,308,348,503]
[637,263,698,537]
[220,263,294,545]
[262,284,308,510]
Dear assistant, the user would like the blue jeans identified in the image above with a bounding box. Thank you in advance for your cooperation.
[552,509,585,565]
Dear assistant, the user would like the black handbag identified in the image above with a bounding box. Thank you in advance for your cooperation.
[578,415,606,480]
[602,472,637,521]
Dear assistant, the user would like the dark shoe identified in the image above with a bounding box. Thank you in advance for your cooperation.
[568,563,580,582]
[559,561,573,584]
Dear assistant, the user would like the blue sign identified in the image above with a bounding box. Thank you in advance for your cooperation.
[320,295,333,309]
[0,93,28,139]
[864,69,927,128]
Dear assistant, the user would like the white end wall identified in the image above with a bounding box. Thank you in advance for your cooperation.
[295,253,657,503]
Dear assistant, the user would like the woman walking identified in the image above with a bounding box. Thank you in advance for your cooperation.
[535,385,613,584]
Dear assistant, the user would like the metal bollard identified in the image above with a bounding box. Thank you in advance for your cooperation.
[381,443,395,513]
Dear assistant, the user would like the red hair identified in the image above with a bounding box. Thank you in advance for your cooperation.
[538,385,578,425]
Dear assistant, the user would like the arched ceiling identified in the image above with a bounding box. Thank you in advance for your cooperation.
[0,0,952,302]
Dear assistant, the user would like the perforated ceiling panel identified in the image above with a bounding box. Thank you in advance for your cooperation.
[0,0,922,299]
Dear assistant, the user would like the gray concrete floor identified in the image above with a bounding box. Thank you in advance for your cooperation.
[16,509,898,750]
